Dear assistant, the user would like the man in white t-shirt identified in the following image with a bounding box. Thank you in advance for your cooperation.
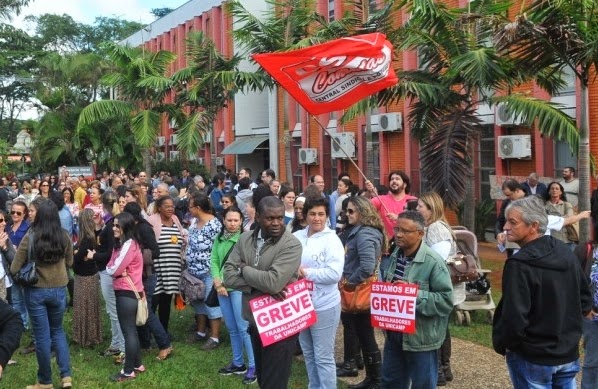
[561,166,579,208]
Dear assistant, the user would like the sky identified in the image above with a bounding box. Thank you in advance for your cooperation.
[13,0,189,31]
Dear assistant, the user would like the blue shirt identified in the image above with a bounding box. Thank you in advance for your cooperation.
[7,219,30,247]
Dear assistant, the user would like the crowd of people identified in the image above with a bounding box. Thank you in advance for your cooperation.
[0,164,596,389]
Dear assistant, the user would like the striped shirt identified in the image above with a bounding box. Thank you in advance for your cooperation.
[154,225,183,295]
[392,250,414,282]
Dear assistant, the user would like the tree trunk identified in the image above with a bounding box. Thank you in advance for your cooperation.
[578,83,590,242]
[283,92,292,182]
[142,148,152,178]
[462,137,476,232]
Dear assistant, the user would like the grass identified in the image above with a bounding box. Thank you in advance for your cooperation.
[449,255,504,349]
[2,304,314,388]
[3,255,505,387]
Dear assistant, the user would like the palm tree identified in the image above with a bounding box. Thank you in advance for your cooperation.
[171,31,268,163]
[227,0,327,182]
[77,42,177,175]
[494,0,597,240]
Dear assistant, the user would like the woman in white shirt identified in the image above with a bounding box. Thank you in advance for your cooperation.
[417,192,462,385]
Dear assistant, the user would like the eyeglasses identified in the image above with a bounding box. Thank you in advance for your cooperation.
[112,224,120,228]
[10,211,22,216]
[0,219,5,223]
[393,228,421,235]
[346,208,357,215]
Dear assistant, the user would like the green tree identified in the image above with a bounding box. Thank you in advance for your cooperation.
[171,31,268,164]
[77,42,177,176]
[227,0,325,182]
[0,0,30,19]
[151,8,174,18]
[494,0,597,240]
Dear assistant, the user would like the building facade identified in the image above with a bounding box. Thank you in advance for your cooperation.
[122,0,596,200]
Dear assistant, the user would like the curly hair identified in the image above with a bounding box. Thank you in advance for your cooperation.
[347,196,388,252]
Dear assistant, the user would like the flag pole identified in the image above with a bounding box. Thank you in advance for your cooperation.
[312,115,390,213]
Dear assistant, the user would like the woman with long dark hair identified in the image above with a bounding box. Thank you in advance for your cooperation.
[71,209,102,347]
[123,202,172,361]
[211,207,256,383]
[11,201,73,389]
[106,212,145,382]
[545,181,576,248]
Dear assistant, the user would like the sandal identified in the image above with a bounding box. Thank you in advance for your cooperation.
[156,346,173,361]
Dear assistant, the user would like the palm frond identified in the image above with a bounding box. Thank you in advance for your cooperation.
[130,110,161,148]
[77,100,134,128]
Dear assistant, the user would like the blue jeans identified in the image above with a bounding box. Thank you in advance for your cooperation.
[116,292,142,375]
[138,274,170,350]
[100,270,124,351]
[300,304,340,389]
[506,351,579,389]
[11,283,29,330]
[381,331,437,389]
[582,318,598,389]
[219,290,255,368]
[24,287,72,384]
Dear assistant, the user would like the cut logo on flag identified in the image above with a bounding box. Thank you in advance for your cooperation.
[253,33,398,115]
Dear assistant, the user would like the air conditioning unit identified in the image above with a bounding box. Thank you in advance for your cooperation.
[155,136,165,147]
[197,157,205,165]
[371,113,403,132]
[170,134,178,145]
[169,119,178,129]
[156,152,165,161]
[331,133,356,159]
[169,151,180,159]
[298,148,318,164]
[215,157,224,166]
[495,103,525,126]
[497,135,532,159]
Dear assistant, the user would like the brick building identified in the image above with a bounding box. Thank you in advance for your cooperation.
[122,0,597,201]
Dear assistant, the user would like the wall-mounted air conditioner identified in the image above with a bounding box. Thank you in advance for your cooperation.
[497,135,532,159]
[156,152,165,161]
[197,157,205,165]
[169,119,178,129]
[215,157,224,166]
[371,113,403,132]
[170,134,178,145]
[331,133,356,159]
[495,103,525,126]
[169,151,180,159]
[298,148,318,164]
[155,136,165,147]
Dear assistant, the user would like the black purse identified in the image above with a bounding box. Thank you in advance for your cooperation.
[14,233,38,287]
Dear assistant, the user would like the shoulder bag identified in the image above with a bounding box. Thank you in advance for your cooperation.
[125,275,148,326]
[14,233,38,287]
[205,240,237,308]
[179,269,206,304]
[339,260,379,313]
[446,253,478,283]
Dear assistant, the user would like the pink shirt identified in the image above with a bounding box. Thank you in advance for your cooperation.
[106,239,144,294]
[371,193,418,239]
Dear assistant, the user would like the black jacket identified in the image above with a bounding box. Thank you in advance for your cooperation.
[0,299,23,369]
[493,236,592,365]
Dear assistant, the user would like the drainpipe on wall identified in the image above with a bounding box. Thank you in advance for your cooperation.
[269,87,279,174]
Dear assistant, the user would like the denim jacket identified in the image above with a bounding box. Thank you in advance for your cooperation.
[381,242,453,352]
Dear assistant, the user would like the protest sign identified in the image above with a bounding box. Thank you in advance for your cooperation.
[370,281,419,333]
[250,279,316,346]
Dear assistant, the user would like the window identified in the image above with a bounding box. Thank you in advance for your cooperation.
[328,0,335,21]
[478,124,495,202]
[554,141,576,176]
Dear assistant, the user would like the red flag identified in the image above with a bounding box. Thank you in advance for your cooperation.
[253,33,398,115]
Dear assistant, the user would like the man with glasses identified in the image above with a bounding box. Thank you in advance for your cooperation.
[379,211,453,389]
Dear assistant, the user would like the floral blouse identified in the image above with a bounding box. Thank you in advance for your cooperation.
[186,217,222,276]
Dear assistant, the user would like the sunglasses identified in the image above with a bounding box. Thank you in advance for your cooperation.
[112,224,120,228]
[10,211,22,216]
[346,208,356,215]
[0,218,4,223]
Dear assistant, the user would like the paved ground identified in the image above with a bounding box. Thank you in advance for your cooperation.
[335,329,512,389]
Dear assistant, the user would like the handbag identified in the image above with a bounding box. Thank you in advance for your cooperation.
[205,286,219,308]
[566,223,579,243]
[446,253,479,283]
[14,233,38,287]
[178,269,206,303]
[339,275,376,312]
[125,275,148,326]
